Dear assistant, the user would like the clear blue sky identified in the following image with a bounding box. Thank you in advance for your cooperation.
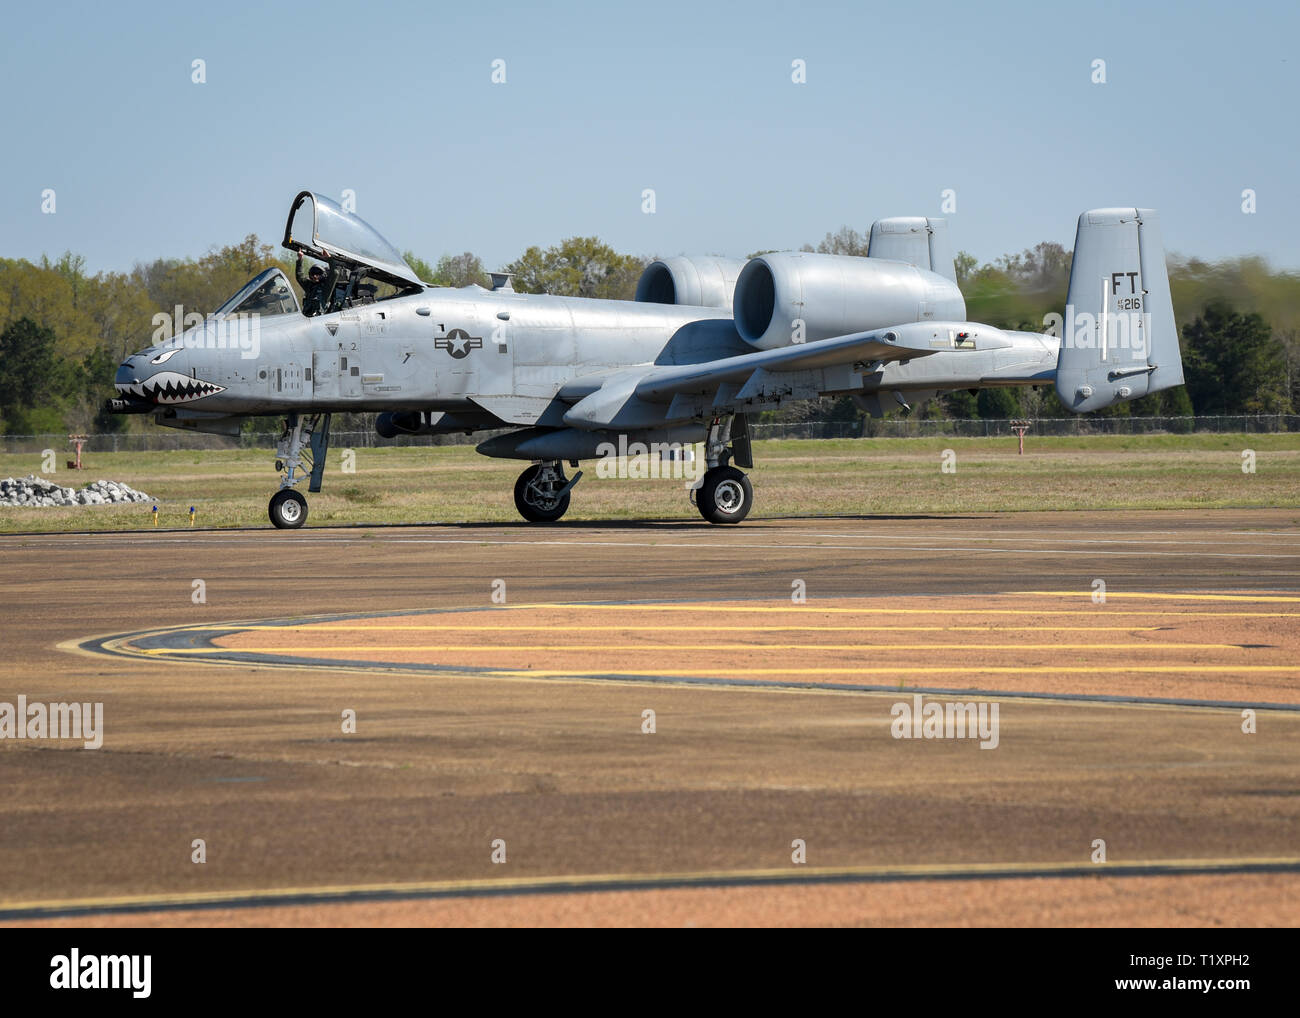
[2,0,1297,275]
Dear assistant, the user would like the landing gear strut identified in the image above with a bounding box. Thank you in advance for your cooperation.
[514,461,580,523]
[694,413,754,524]
[269,412,330,529]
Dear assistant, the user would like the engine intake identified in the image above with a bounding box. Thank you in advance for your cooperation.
[634,256,746,309]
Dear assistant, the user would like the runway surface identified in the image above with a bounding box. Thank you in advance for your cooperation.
[1,508,1298,926]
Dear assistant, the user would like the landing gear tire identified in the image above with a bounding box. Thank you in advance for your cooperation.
[269,489,308,529]
[514,464,571,523]
[697,465,752,525]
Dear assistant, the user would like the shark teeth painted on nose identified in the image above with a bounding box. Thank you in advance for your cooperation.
[115,370,226,405]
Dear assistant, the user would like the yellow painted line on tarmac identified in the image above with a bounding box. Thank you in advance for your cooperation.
[1010,591,1300,603]
[68,637,1300,709]
[7,856,1300,918]
[491,666,1297,677]
[184,624,1168,633]
[144,642,1254,654]
[119,644,1294,675]
[479,603,1300,618]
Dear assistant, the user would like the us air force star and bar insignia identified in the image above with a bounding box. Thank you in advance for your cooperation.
[435,328,483,359]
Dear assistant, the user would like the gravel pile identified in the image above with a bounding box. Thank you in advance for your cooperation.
[0,476,152,507]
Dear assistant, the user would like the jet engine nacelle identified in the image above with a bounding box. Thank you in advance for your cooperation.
[634,256,746,309]
[731,252,967,349]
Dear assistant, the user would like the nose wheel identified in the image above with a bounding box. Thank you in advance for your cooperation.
[269,489,308,529]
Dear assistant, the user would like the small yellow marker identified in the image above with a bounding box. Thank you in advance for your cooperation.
[189,505,196,527]
[151,505,159,527]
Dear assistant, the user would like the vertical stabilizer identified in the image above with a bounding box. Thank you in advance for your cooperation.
[868,217,956,283]
[1056,208,1184,413]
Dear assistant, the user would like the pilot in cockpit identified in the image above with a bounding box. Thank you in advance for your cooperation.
[295,252,329,316]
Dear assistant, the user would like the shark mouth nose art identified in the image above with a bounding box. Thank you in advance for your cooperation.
[115,370,226,405]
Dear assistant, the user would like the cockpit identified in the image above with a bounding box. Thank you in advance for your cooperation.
[281,190,425,317]
[203,192,426,324]
[215,267,300,318]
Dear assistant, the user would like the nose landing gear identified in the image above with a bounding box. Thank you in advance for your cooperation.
[268,412,330,529]
[269,488,308,528]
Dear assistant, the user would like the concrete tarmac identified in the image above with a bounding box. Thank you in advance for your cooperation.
[1,509,1297,926]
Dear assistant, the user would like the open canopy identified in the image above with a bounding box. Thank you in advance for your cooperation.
[283,191,423,289]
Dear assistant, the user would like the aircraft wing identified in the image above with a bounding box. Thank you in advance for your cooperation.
[562,324,940,429]
[634,328,935,400]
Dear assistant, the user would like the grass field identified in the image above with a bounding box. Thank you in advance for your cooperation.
[0,432,1296,532]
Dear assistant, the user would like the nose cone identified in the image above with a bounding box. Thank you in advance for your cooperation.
[114,356,141,394]
[113,346,227,405]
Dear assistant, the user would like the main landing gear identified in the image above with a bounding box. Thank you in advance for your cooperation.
[692,413,755,524]
[268,412,330,529]
[696,465,753,524]
[514,461,582,523]
[508,415,756,525]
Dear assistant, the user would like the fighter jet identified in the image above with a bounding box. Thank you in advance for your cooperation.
[111,192,1184,528]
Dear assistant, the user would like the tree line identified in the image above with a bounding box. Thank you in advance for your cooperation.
[1,228,1295,434]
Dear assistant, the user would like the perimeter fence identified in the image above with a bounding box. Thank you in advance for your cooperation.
[1,414,1296,454]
